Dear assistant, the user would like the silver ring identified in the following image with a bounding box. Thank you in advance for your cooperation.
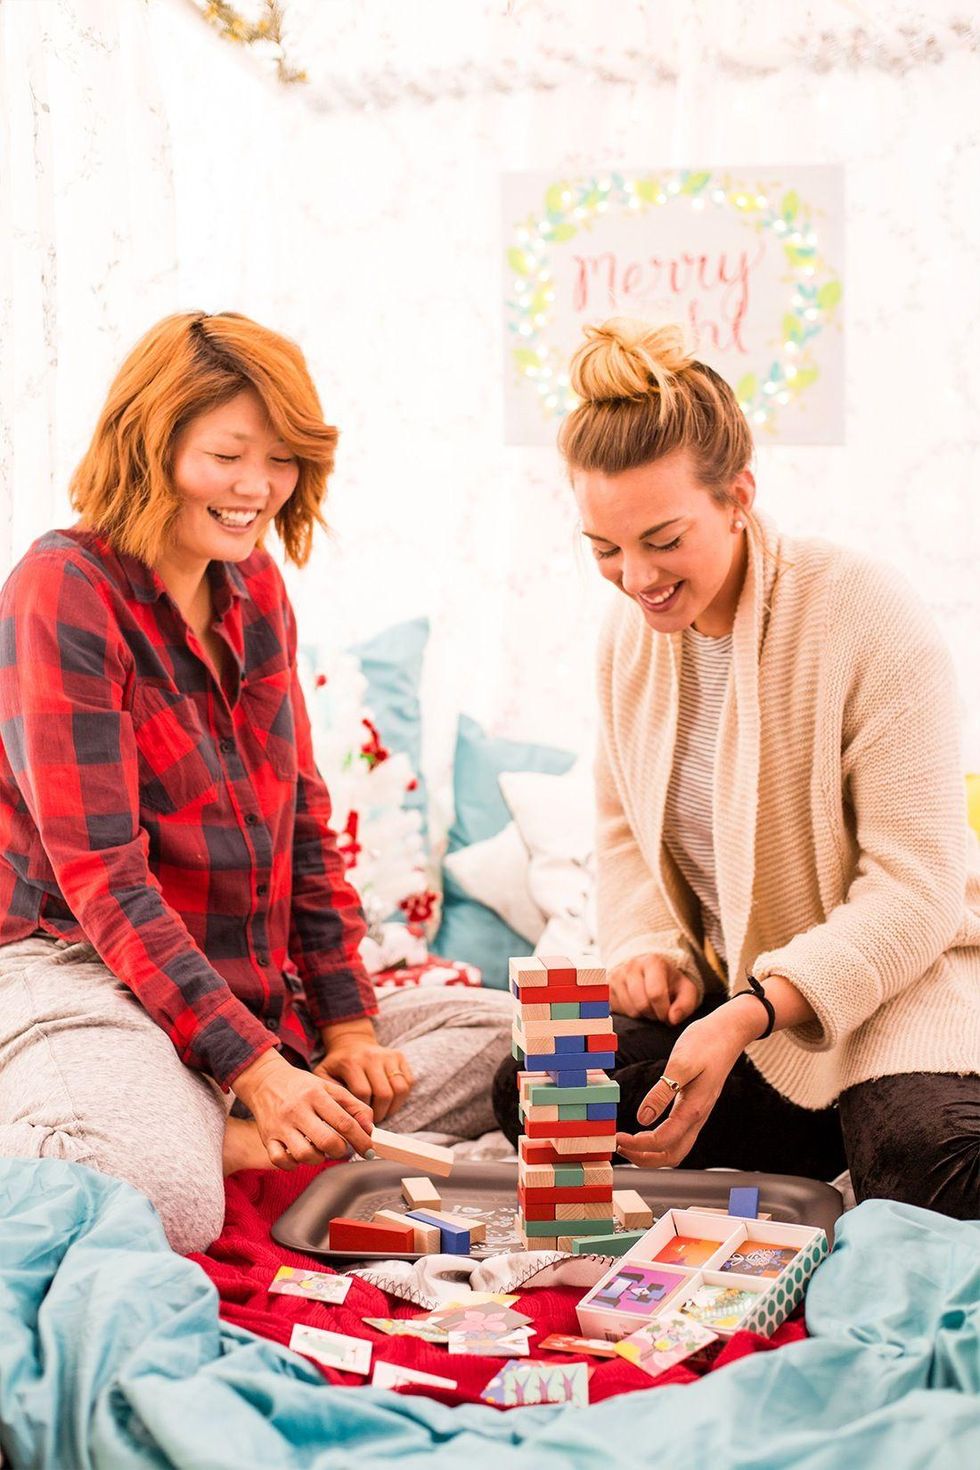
[661,1075,681,1094]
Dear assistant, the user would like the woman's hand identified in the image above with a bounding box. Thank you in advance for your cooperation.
[615,1004,760,1168]
[609,953,700,1025]
[233,1049,375,1170]
[314,1032,415,1124]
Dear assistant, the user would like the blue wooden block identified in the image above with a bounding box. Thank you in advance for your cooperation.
[545,1069,589,1087]
[728,1186,760,1219]
[579,1001,611,1019]
[524,1053,560,1070]
[406,1210,471,1253]
[554,1034,588,1054]
[586,1102,618,1120]
[583,1051,616,1071]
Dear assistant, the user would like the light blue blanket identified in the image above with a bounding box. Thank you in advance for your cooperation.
[0,1160,977,1469]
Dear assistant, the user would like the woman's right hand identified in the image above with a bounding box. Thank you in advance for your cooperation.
[232,1049,375,1170]
[608,953,700,1026]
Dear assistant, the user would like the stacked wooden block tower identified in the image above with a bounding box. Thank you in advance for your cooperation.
[512,955,620,1251]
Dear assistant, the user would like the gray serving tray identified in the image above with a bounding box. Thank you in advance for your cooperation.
[271,1159,844,1265]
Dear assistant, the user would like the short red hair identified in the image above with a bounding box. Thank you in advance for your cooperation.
[70,311,338,567]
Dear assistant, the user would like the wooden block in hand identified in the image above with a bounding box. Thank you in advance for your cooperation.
[613,1189,654,1230]
[369,1127,454,1177]
[374,1208,441,1253]
[400,1176,442,1210]
[328,1217,415,1253]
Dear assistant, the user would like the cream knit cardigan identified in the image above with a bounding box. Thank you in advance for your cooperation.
[596,512,980,1107]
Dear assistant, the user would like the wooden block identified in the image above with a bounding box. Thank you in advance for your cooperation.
[524,1118,617,1138]
[728,1185,760,1219]
[509,956,548,987]
[568,1230,647,1256]
[557,1236,577,1252]
[538,954,576,984]
[587,1032,619,1053]
[550,1002,581,1020]
[513,984,610,1005]
[406,1210,471,1254]
[519,1184,614,1206]
[374,1208,441,1253]
[613,1189,654,1231]
[522,1235,560,1251]
[400,1176,442,1210]
[520,1103,562,1123]
[582,1163,615,1187]
[520,1004,552,1023]
[370,1127,454,1177]
[516,1017,618,1041]
[517,1161,557,1188]
[521,1199,562,1222]
[527,1077,619,1106]
[415,1208,486,1244]
[551,1134,617,1154]
[328,1217,415,1253]
[524,1215,615,1236]
[574,965,607,986]
[554,1201,616,1220]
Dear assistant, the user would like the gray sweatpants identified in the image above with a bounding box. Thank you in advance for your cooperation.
[0,936,514,1254]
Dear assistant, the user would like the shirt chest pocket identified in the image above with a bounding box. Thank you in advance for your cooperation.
[240,670,297,785]
[131,683,221,813]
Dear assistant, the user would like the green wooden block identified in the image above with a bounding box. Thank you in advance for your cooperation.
[569,1229,648,1256]
[511,1039,524,1062]
[549,1003,581,1020]
[528,1080,621,1106]
[553,1165,586,1187]
[525,1216,616,1237]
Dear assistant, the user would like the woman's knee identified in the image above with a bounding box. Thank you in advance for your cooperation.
[113,1151,226,1253]
[841,1073,980,1220]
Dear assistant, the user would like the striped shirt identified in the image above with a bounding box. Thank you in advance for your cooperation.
[663,626,733,964]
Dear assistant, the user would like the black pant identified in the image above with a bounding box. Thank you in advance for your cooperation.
[492,997,980,1221]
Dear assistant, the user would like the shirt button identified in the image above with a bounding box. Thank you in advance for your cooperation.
[245,812,258,825]
[256,883,268,897]
[219,738,234,754]
[267,1014,279,1033]
[256,953,269,967]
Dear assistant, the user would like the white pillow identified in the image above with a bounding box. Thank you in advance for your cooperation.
[498,762,598,955]
[442,821,546,945]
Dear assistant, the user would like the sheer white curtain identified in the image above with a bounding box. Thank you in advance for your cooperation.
[1,0,978,780]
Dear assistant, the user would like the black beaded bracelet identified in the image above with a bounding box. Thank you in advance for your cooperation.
[729,974,776,1039]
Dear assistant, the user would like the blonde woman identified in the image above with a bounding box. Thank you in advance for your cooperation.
[494,319,980,1218]
[0,311,512,1253]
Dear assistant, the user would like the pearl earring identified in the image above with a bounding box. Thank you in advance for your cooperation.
[733,517,745,532]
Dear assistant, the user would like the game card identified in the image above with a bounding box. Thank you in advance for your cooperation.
[269,1266,352,1304]
[482,1359,589,1407]
[653,1235,720,1268]
[615,1311,718,1377]
[584,1263,686,1316]
[677,1283,759,1330]
[720,1240,799,1277]
[371,1360,457,1392]
[538,1333,620,1358]
[289,1323,372,1374]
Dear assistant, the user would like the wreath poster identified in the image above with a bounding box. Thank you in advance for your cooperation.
[502,165,844,447]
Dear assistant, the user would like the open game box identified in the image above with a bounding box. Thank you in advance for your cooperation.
[577,1208,828,1341]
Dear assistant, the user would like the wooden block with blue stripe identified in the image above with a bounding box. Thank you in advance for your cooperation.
[405,1210,471,1254]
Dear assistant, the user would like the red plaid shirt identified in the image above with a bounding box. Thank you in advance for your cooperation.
[0,529,376,1088]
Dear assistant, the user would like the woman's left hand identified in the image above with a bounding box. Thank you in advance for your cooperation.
[313,1037,415,1124]
[615,1008,755,1168]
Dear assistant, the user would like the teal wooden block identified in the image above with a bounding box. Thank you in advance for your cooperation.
[520,1103,589,1124]
[553,1165,586,1187]
[511,1039,523,1062]
[568,1229,648,1256]
[525,1216,616,1237]
[528,1080,621,1106]
[528,1211,614,1234]
[550,1002,581,1020]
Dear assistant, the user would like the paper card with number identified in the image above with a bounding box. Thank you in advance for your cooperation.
[371,1360,458,1392]
[481,1359,590,1407]
[269,1266,352,1304]
[289,1323,372,1375]
[614,1311,718,1377]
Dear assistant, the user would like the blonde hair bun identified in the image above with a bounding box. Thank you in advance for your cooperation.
[569,317,695,407]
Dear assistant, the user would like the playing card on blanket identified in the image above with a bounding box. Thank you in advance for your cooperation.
[269,1266,352,1304]
[481,1359,590,1406]
[448,1327,533,1357]
[289,1324,372,1374]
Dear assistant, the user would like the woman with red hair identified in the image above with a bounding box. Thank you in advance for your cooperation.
[0,311,511,1252]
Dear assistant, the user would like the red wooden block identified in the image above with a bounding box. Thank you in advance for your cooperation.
[518,1185,614,1206]
[514,985,609,1005]
[587,1032,619,1052]
[519,1200,562,1221]
[538,955,576,984]
[524,1118,618,1138]
[519,1140,616,1164]
[328,1217,415,1252]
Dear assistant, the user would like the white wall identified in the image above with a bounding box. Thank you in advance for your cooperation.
[2,0,978,796]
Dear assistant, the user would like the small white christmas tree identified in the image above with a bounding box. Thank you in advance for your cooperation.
[298,648,438,974]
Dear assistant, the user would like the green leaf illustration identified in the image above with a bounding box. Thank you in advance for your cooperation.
[781,189,800,219]
[681,171,711,195]
[551,222,578,242]
[817,280,842,310]
[507,247,533,276]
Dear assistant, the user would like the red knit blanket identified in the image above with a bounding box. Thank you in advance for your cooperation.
[190,1164,806,1408]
